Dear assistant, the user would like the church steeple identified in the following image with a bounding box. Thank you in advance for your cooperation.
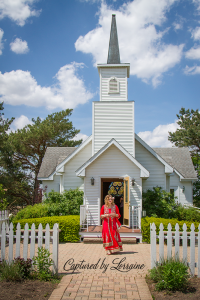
[107,14,120,64]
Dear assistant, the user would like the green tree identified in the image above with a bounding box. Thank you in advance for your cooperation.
[0,102,32,207]
[168,108,200,206]
[168,108,200,155]
[142,186,177,218]
[8,109,82,204]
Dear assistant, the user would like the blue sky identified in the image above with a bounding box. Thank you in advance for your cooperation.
[0,0,200,147]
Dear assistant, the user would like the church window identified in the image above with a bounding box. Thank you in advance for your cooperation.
[108,77,119,93]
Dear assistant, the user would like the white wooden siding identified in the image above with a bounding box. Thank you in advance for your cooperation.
[135,140,166,190]
[85,144,142,225]
[100,68,127,101]
[93,101,135,156]
[170,173,193,204]
[63,141,92,191]
[45,176,60,194]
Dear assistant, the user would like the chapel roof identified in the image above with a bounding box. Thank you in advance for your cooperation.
[153,147,197,179]
[38,147,76,178]
[107,14,120,64]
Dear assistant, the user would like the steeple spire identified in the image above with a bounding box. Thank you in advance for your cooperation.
[107,14,120,64]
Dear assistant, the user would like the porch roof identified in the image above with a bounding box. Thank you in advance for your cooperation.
[75,138,149,178]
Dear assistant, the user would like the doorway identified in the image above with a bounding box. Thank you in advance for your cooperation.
[101,178,124,224]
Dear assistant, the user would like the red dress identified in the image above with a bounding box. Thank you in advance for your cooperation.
[100,204,123,253]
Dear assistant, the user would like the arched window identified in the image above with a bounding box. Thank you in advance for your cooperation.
[108,77,119,93]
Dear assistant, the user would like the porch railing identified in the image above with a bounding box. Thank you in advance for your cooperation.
[80,205,99,231]
[80,205,141,231]
[131,205,141,231]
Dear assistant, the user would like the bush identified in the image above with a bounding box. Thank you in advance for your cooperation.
[13,203,49,221]
[175,205,200,222]
[0,260,22,281]
[13,188,84,220]
[13,215,80,242]
[141,216,200,243]
[14,257,32,279]
[32,247,54,281]
[44,188,84,216]
[148,258,189,291]
[142,186,178,219]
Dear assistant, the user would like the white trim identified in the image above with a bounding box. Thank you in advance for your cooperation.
[38,135,92,180]
[132,102,135,157]
[135,134,173,174]
[97,63,130,77]
[92,102,95,156]
[76,138,149,178]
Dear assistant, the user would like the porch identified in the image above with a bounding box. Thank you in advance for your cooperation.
[80,205,142,243]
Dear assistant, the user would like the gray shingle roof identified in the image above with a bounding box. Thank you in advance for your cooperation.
[107,14,120,64]
[38,147,76,178]
[153,147,197,179]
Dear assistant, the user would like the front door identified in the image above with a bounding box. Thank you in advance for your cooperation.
[123,176,130,226]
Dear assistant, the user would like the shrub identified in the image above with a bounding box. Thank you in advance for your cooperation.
[44,188,84,216]
[0,260,22,281]
[13,215,80,242]
[142,186,178,218]
[148,258,189,291]
[175,205,200,222]
[14,257,32,279]
[13,203,48,221]
[13,188,84,220]
[32,247,53,281]
[141,216,200,243]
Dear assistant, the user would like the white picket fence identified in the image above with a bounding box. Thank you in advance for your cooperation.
[0,210,9,231]
[151,222,200,277]
[0,222,59,274]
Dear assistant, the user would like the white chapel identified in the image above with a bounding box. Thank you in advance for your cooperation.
[38,15,197,231]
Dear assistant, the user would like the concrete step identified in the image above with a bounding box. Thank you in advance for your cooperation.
[83,237,137,244]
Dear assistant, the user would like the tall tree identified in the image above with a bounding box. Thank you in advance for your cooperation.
[168,108,200,156]
[168,107,200,205]
[8,109,82,204]
[0,102,32,206]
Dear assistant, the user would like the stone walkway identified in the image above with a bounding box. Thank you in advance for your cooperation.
[49,243,153,300]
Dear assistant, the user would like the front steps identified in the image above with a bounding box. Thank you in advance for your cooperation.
[83,237,137,244]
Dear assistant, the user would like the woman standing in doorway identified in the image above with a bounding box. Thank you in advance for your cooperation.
[100,195,123,255]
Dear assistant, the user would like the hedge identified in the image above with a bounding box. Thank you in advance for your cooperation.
[141,216,200,243]
[13,215,80,243]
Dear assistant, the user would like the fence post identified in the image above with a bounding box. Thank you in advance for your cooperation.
[190,223,195,276]
[159,223,164,263]
[8,223,13,263]
[23,223,29,261]
[15,223,21,258]
[38,223,43,248]
[52,223,59,274]
[30,223,36,259]
[175,223,179,260]
[183,223,187,263]
[45,223,50,251]
[167,223,172,260]
[1,222,6,260]
[151,223,156,268]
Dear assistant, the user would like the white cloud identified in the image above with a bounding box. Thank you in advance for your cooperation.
[0,62,94,110]
[0,0,41,26]
[75,0,184,87]
[193,0,200,11]
[11,115,33,131]
[10,38,29,54]
[137,122,179,148]
[0,28,3,54]
[192,27,200,40]
[173,22,182,30]
[185,46,200,60]
[184,65,200,75]
[73,132,89,142]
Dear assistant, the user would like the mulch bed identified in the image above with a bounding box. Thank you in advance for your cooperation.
[0,279,59,300]
[146,276,200,300]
